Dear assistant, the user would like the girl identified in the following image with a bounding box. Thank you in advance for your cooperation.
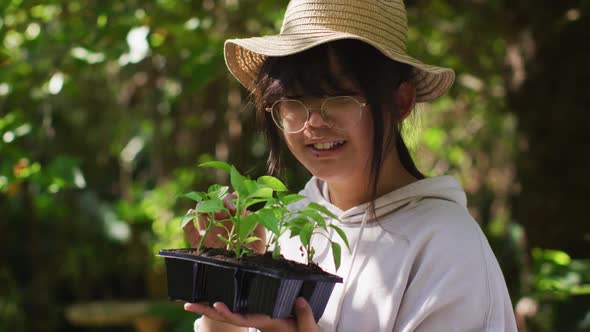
[183,0,518,331]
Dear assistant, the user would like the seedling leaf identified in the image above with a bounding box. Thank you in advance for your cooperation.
[257,209,280,235]
[200,161,232,173]
[216,234,232,246]
[257,176,287,192]
[178,191,206,202]
[245,198,272,209]
[328,224,351,251]
[238,214,259,240]
[250,187,273,199]
[300,223,314,246]
[331,242,342,271]
[289,229,300,238]
[302,208,326,228]
[308,202,339,219]
[230,166,248,198]
[279,193,306,205]
[244,179,258,196]
[288,216,308,228]
[244,236,262,244]
[195,199,225,213]
[208,185,229,198]
[180,212,196,228]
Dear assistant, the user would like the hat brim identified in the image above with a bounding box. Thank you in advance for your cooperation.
[224,30,455,103]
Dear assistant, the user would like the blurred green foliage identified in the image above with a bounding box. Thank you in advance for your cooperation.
[0,1,290,330]
[532,249,590,299]
[0,0,588,331]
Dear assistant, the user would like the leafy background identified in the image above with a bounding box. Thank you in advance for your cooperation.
[1,0,589,331]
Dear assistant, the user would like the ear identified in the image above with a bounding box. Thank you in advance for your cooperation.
[395,82,416,121]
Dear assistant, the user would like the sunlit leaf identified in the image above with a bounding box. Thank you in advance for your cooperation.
[208,185,229,199]
[230,166,248,198]
[216,234,232,246]
[244,236,262,244]
[308,202,338,219]
[250,187,273,198]
[179,212,196,228]
[178,191,206,202]
[279,193,306,205]
[257,176,287,192]
[195,199,225,213]
[245,198,272,209]
[244,179,259,196]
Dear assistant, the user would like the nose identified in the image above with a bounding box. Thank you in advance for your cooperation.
[306,108,330,128]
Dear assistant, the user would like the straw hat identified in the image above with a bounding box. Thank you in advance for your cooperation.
[224,0,455,102]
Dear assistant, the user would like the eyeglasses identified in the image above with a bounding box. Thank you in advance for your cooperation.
[265,96,368,134]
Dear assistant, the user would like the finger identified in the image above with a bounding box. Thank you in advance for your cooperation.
[184,303,226,322]
[223,193,238,214]
[250,224,267,253]
[197,211,231,232]
[212,209,231,221]
[182,210,200,247]
[194,200,230,222]
[294,297,317,331]
[243,224,266,253]
[212,302,284,329]
[207,193,237,221]
[196,212,211,231]
[224,192,237,204]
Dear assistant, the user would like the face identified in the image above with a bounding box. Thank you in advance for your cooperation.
[282,93,374,184]
[278,50,378,184]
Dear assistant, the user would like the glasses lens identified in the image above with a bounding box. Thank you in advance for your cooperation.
[272,100,308,132]
[323,96,363,129]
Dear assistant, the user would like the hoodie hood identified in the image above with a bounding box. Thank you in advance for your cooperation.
[301,175,467,224]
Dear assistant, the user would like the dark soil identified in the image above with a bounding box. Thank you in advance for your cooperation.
[170,247,330,276]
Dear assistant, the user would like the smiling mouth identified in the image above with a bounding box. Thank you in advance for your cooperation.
[308,140,346,150]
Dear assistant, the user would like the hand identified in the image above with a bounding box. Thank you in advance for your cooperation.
[184,297,323,332]
[183,192,266,253]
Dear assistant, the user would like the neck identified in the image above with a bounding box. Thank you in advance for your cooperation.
[326,151,419,211]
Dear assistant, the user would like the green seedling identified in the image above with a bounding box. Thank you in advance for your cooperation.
[178,161,350,270]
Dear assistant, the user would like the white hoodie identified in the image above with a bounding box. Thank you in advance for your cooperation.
[195,175,518,332]
[277,175,518,332]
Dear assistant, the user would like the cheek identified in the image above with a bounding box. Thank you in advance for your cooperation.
[351,112,377,162]
[282,132,302,154]
[357,112,374,146]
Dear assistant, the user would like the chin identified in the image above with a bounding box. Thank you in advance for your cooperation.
[307,163,352,182]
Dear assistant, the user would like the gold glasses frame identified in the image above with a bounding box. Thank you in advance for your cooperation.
[264,96,368,134]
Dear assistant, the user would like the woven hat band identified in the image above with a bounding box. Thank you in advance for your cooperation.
[280,0,409,53]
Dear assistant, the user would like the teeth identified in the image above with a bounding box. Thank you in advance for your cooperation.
[313,141,344,150]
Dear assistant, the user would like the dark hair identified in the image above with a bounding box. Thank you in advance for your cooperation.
[251,39,424,218]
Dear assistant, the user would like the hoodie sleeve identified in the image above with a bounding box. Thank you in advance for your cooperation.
[391,201,518,332]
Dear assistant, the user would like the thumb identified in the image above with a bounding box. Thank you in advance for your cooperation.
[182,209,199,247]
[223,192,238,213]
[294,297,318,331]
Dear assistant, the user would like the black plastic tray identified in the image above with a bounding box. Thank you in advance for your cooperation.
[158,249,341,320]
